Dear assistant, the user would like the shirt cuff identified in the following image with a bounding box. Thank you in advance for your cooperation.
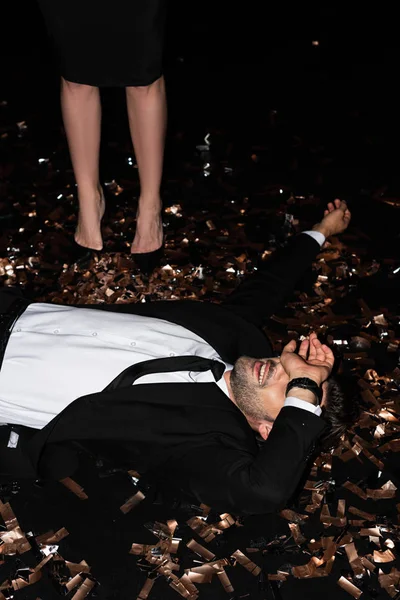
[284,396,322,416]
[303,230,326,247]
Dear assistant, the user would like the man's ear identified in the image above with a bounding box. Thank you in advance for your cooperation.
[258,422,273,441]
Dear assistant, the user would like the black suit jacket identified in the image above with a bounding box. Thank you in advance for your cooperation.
[18,233,326,515]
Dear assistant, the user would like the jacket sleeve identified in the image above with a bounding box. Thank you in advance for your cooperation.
[172,407,326,515]
[221,233,321,327]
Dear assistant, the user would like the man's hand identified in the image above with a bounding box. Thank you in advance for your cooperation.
[280,333,335,386]
[312,199,351,238]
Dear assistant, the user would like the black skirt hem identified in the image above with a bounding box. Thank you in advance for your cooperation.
[61,69,164,88]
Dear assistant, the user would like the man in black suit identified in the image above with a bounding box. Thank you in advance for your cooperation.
[0,200,355,515]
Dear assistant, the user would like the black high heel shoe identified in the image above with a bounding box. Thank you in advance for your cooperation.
[131,240,164,275]
[69,241,97,270]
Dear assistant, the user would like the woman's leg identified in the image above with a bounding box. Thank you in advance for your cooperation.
[61,77,105,250]
[125,75,167,254]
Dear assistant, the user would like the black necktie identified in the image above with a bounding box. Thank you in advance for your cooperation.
[103,355,226,392]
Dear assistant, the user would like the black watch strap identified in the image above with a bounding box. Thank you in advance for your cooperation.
[285,377,322,404]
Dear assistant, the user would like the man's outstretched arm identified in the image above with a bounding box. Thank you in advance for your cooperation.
[222,200,351,327]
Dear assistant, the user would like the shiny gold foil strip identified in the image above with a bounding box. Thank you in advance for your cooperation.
[186,539,216,561]
[0,500,31,554]
[321,537,337,562]
[190,559,229,573]
[167,520,178,536]
[349,506,376,521]
[169,574,195,599]
[217,513,236,528]
[378,409,399,422]
[33,554,53,573]
[362,448,385,470]
[339,534,354,546]
[120,490,145,514]
[344,543,366,577]
[185,570,213,585]
[71,577,95,599]
[337,576,362,598]
[288,523,306,545]
[339,442,364,463]
[11,571,41,590]
[378,438,400,453]
[200,504,210,516]
[268,573,288,581]
[66,574,84,592]
[373,549,395,563]
[217,568,234,594]
[36,527,69,545]
[129,543,156,556]
[0,500,18,530]
[0,536,27,555]
[343,481,368,500]
[378,568,400,598]
[178,574,199,598]
[66,560,91,576]
[305,491,324,513]
[361,557,376,571]
[320,501,347,527]
[59,478,88,500]
[231,550,261,576]
[157,558,179,578]
[280,509,309,523]
[366,480,397,500]
[137,578,155,600]
[292,556,324,578]
[324,557,335,574]
[361,389,382,410]
[359,527,382,538]
[170,538,181,554]
[187,517,219,542]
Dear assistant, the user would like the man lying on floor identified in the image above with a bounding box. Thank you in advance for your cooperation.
[0,200,357,515]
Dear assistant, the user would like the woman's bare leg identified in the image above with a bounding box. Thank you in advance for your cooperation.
[61,77,105,250]
[125,75,166,254]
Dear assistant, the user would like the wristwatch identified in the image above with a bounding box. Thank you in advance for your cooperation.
[285,377,322,405]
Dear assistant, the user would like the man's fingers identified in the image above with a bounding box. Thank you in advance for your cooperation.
[322,344,335,366]
[308,332,317,360]
[327,202,335,213]
[334,198,342,209]
[313,337,326,361]
[282,339,297,354]
[298,339,309,359]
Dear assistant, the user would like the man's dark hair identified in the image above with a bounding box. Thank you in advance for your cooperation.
[320,375,360,449]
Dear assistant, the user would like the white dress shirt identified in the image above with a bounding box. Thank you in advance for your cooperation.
[0,231,324,429]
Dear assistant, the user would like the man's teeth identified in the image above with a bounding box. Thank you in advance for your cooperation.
[259,363,267,386]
